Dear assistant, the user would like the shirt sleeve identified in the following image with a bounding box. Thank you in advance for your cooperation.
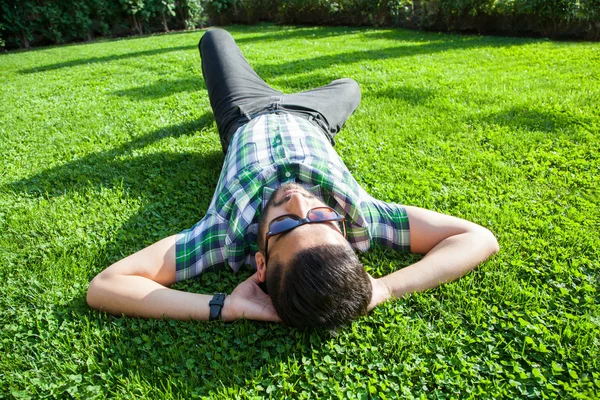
[361,197,411,252]
[175,211,228,281]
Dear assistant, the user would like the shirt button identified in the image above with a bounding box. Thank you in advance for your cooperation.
[328,163,334,169]
[285,172,291,178]
[233,179,239,185]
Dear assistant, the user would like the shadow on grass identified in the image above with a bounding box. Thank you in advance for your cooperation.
[114,29,525,102]
[113,76,206,100]
[272,72,437,105]
[16,26,357,75]
[268,71,351,91]
[367,85,437,105]
[252,35,528,82]
[20,25,530,79]
[6,114,214,196]
[5,113,223,256]
[481,106,593,133]
[19,44,198,74]
[231,24,362,44]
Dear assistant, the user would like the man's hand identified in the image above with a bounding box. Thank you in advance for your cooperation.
[222,273,281,322]
[367,275,392,312]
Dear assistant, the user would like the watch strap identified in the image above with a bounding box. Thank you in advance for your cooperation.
[209,293,226,321]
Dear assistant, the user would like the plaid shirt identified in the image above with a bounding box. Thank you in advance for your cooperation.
[175,112,410,281]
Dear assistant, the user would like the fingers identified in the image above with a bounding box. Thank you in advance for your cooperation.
[248,271,262,284]
[257,305,282,323]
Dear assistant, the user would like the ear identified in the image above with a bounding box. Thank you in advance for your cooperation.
[255,251,267,283]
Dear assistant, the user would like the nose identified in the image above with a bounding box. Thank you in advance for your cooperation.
[285,192,311,217]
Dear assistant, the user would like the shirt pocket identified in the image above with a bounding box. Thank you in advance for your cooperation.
[224,142,259,183]
[285,135,307,162]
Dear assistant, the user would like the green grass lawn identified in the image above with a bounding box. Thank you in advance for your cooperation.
[1,24,599,398]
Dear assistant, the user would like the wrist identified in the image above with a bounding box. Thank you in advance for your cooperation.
[378,277,392,302]
[375,277,392,305]
[368,275,392,311]
[208,293,228,321]
[220,294,235,322]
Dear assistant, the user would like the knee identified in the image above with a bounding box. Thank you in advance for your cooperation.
[336,78,361,108]
[199,28,233,51]
[348,78,361,97]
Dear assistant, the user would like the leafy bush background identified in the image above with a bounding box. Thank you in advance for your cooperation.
[0,0,205,49]
[1,0,599,50]
[212,0,600,39]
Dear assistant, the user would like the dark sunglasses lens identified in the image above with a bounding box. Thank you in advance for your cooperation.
[309,208,339,220]
[270,215,301,235]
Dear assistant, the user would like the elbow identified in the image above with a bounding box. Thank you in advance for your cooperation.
[491,236,500,255]
[86,275,99,310]
[482,228,500,256]
[86,272,107,311]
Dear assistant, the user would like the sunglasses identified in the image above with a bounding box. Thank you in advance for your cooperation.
[264,207,346,265]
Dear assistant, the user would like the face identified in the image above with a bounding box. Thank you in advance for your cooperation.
[257,183,348,269]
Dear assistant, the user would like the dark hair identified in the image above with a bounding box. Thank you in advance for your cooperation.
[266,243,371,329]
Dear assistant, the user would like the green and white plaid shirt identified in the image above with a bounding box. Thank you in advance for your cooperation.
[175,112,410,281]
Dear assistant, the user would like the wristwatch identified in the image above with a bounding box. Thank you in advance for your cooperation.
[209,293,227,321]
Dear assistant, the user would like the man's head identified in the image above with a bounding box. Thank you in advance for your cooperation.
[255,183,372,329]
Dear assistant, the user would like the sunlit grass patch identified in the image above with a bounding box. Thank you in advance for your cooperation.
[1,24,598,398]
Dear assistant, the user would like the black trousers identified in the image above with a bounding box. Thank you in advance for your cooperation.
[199,28,362,153]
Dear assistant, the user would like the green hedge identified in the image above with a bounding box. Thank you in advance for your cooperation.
[209,0,600,40]
[0,0,205,49]
[208,0,414,26]
[419,0,600,38]
[1,0,599,49]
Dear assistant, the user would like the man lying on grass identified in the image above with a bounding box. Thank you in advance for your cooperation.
[87,28,499,329]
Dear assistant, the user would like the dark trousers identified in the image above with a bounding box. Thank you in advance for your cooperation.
[199,28,362,153]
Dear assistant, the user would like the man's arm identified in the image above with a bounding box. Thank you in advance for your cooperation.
[368,206,499,310]
[86,235,280,322]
